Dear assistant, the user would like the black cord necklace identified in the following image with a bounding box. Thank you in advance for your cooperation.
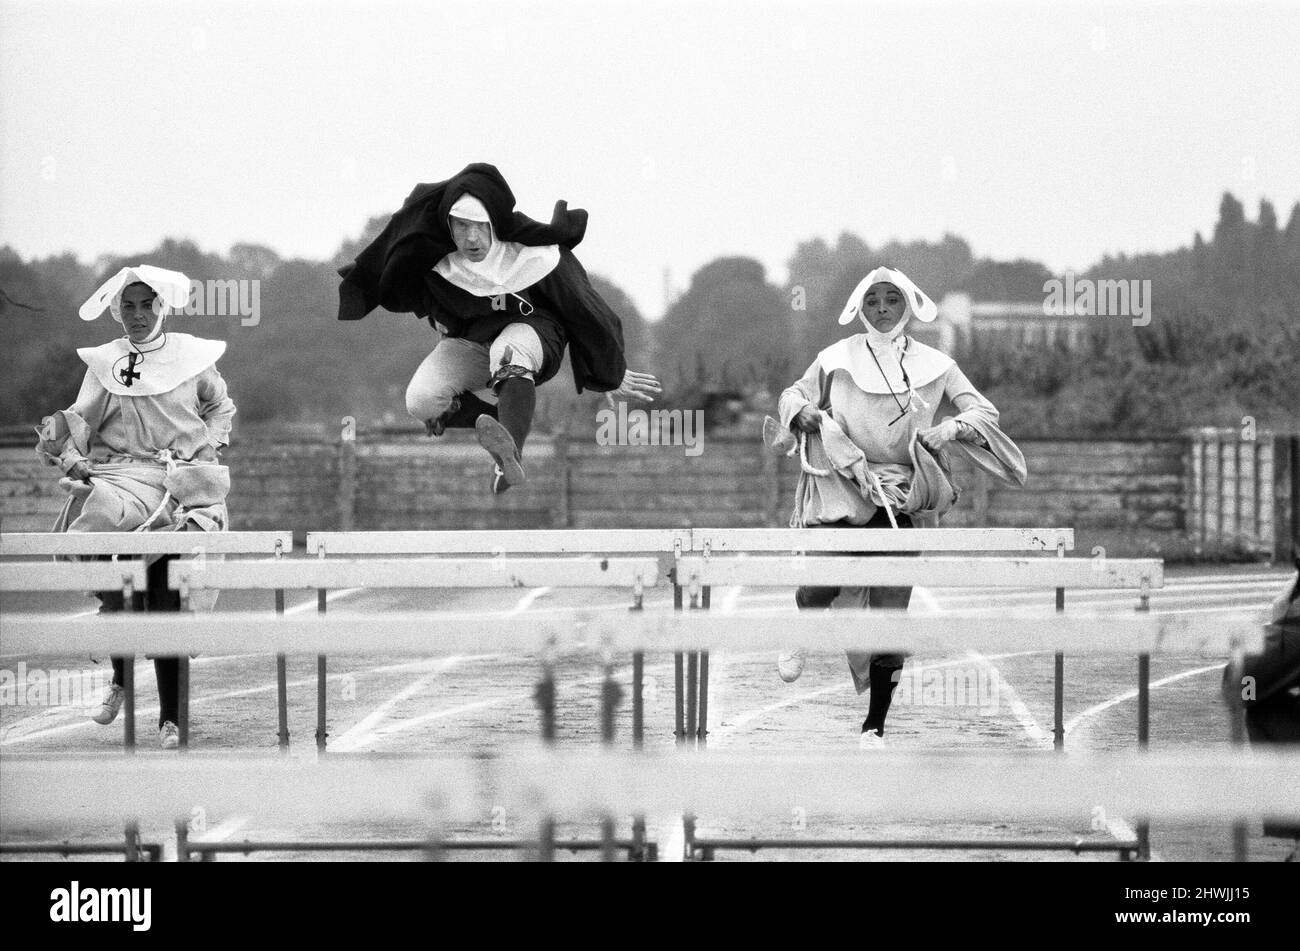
[865,336,914,426]
[113,331,168,388]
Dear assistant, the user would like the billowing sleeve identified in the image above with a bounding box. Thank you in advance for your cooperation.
[941,365,1027,487]
[34,369,107,474]
[778,359,825,430]
[537,249,626,393]
[196,365,237,449]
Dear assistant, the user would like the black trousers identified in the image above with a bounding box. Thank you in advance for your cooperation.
[794,509,914,733]
[98,554,181,730]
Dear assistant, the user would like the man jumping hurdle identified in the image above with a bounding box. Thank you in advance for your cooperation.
[337,163,660,493]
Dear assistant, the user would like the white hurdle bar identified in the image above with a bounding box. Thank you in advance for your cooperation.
[3,749,1296,860]
[1,530,293,754]
[676,555,1161,594]
[0,530,293,557]
[306,529,691,556]
[689,527,1075,554]
[0,561,147,593]
[1,609,1265,657]
[167,556,660,752]
[170,557,662,595]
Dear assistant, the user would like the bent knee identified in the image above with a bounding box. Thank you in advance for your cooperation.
[405,378,459,422]
[488,323,544,383]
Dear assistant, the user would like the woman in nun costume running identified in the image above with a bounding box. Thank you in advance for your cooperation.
[765,266,1027,748]
[34,265,235,749]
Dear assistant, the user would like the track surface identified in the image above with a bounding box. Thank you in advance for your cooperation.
[2,562,1294,862]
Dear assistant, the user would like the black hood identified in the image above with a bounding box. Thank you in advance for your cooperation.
[337,163,588,320]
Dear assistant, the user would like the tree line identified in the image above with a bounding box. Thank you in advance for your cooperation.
[2,192,1296,438]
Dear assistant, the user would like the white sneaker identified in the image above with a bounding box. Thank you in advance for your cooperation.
[858,730,886,750]
[92,684,125,725]
[777,649,806,683]
[159,721,180,750]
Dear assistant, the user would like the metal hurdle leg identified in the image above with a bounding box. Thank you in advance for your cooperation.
[1135,579,1152,860]
[316,588,328,753]
[1226,644,1250,862]
[536,645,557,743]
[536,643,558,861]
[122,575,136,753]
[1054,585,1065,751]
[124,822,140,862]
[122,656,136,752]
[673,580,685,746]
[600,654,621,861]
[175,818,190,863]
[686,653,698,746]
[698,585,711,748]
[275,588,289,750]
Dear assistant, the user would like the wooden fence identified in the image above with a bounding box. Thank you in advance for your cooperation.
[2,424,1295,561]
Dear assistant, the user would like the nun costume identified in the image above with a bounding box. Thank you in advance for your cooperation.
[767,266,1026,747]
[34,265,236,748]
[337,163,659,494]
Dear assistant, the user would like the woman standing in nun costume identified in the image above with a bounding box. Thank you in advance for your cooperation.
[35,266,236,749]
[766,266,1027,748]
[338,163,660,494]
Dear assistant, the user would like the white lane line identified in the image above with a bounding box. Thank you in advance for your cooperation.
[710,650,1046,747]
[1064,664,1224,738]
[331,658,464,752]
[0,655,490,746]
[963,649,1050,747]
[511,587,552,614]
[193,816,250,844]
[284,587,363,615]
[345,654,781,751]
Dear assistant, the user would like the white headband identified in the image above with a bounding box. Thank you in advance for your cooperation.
[79,265,192,324]
[837,266,939,326]
[448,194,491,223]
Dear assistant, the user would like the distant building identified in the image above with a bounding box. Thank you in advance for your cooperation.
[936,293,1093,350]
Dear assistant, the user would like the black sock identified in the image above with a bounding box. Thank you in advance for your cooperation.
[496,377,536,452]
[155,657,180,728]
[445,391,497,429]
[862,662,902,735]
[110,656,125,688]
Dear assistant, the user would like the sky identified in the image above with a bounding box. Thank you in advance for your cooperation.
[2,0,1298,317]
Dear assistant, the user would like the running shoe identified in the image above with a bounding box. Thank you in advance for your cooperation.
[476,415,525,493]
[159,721,180,750]
[91,683,125,725]
[858,730,886,750]
[777,649,806,683]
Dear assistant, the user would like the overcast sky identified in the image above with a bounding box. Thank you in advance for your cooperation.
[2,0,1297,316]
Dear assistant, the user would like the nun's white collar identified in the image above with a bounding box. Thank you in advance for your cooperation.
[78,333,226,396]
[818,334,954,394]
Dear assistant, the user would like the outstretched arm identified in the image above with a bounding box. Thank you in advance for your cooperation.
[603,370,662,408]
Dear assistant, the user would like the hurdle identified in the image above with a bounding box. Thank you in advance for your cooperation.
[306,529,695,750]
[1,531,293,752]
[304,528,1079,750]
[3,746,1294,861]
[1,607,1264,860]
[674,528,1081,751]
[168,555,662,752]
